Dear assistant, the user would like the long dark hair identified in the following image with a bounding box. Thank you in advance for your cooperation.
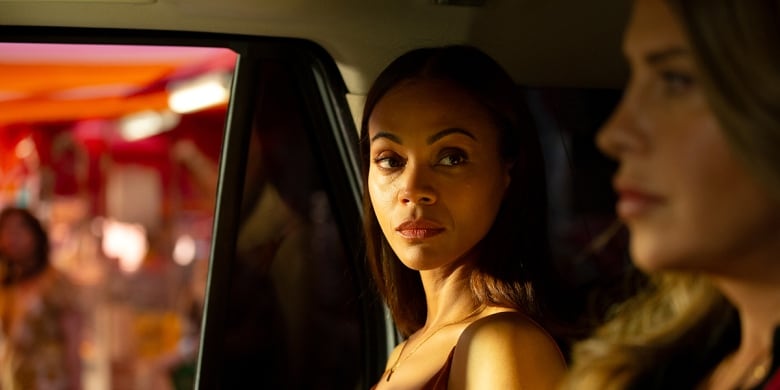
[360,45,553,336]
[0,207,50,284]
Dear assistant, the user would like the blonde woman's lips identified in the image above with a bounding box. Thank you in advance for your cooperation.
[616,187,664,219]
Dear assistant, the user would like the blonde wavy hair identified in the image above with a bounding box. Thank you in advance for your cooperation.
[562,275,736,388]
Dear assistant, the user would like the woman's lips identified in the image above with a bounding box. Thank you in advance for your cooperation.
[616,188,664,219]
[395,220,445,240]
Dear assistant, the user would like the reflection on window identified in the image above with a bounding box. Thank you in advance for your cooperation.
[217,61,362,389]
[0,42,236,390]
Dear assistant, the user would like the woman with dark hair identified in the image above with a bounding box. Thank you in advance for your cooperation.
[0,207,50,285]
[0,207,81,389]
[563,0,780,389]
[362,45,565,389]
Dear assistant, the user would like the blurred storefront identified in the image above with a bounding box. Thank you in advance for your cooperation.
[0,42,236,390]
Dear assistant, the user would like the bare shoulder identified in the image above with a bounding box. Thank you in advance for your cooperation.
[449,311,566,390]
[459,311,560,351]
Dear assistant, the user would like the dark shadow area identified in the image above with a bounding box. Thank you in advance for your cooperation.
[218,61,362,389]
[525,87,647,358]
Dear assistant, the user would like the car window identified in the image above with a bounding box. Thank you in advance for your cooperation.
[199,56,370,389]
[0,28,387,390]
[0,36,237,389]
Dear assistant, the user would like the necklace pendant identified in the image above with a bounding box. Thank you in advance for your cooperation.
[386,368,395,382]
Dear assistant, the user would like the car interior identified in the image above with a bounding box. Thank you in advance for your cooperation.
[0,1,639,389]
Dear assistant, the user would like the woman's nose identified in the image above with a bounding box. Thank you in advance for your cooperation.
[398,164,437,206]
[596,87,648,159]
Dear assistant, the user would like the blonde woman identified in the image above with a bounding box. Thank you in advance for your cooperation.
[564,0,780,389]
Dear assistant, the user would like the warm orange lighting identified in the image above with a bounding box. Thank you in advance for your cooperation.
[102,219,148,274]
[118,110,181,141]
[14,137,36,159]
[167,72,231,114]
[173,234,197,266]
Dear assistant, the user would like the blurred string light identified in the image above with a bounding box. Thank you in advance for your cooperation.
[172,234,196,266]
[15,136,36,160]
[117,109,180,141]
[116,71,231,141]
[167,72,232,114]
[101,219,147,274]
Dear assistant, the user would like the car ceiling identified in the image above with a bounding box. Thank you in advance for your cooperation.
[0,0,631,94]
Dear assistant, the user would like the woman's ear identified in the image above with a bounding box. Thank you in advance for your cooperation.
[503,162,514,191]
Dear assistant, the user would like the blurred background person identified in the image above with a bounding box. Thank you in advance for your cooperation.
[0,206,82,389]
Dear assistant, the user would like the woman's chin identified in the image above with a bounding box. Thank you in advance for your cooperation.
[628,238,680,274]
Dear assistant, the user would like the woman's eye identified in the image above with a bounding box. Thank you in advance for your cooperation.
[660,70,695,96]
[438,151,468,167]
[374,154,404,169]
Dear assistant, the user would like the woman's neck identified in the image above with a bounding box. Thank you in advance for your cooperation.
[707,254,780,389]
[715,275,780,353]
[419,265,479,328]
[711,241,780,345]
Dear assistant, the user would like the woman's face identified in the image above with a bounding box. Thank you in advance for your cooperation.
[597,0,780,273]
[0,213,37,264]
[367,79,511,271]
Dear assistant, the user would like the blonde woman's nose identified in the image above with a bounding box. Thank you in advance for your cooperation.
[596,93,647,159]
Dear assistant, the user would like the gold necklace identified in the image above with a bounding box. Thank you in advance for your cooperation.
[714,350,773,390]
[739,354,772,389]
[385,306,482,382]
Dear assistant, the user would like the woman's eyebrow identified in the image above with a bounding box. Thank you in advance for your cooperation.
[427,128,477,144]
[645,46,689,65]
[370,131,402,144]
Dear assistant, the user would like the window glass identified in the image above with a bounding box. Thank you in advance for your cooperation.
[0,41,236,390]
[213,60,363,389]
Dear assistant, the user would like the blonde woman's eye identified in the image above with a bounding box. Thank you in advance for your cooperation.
[661,70,694,96]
